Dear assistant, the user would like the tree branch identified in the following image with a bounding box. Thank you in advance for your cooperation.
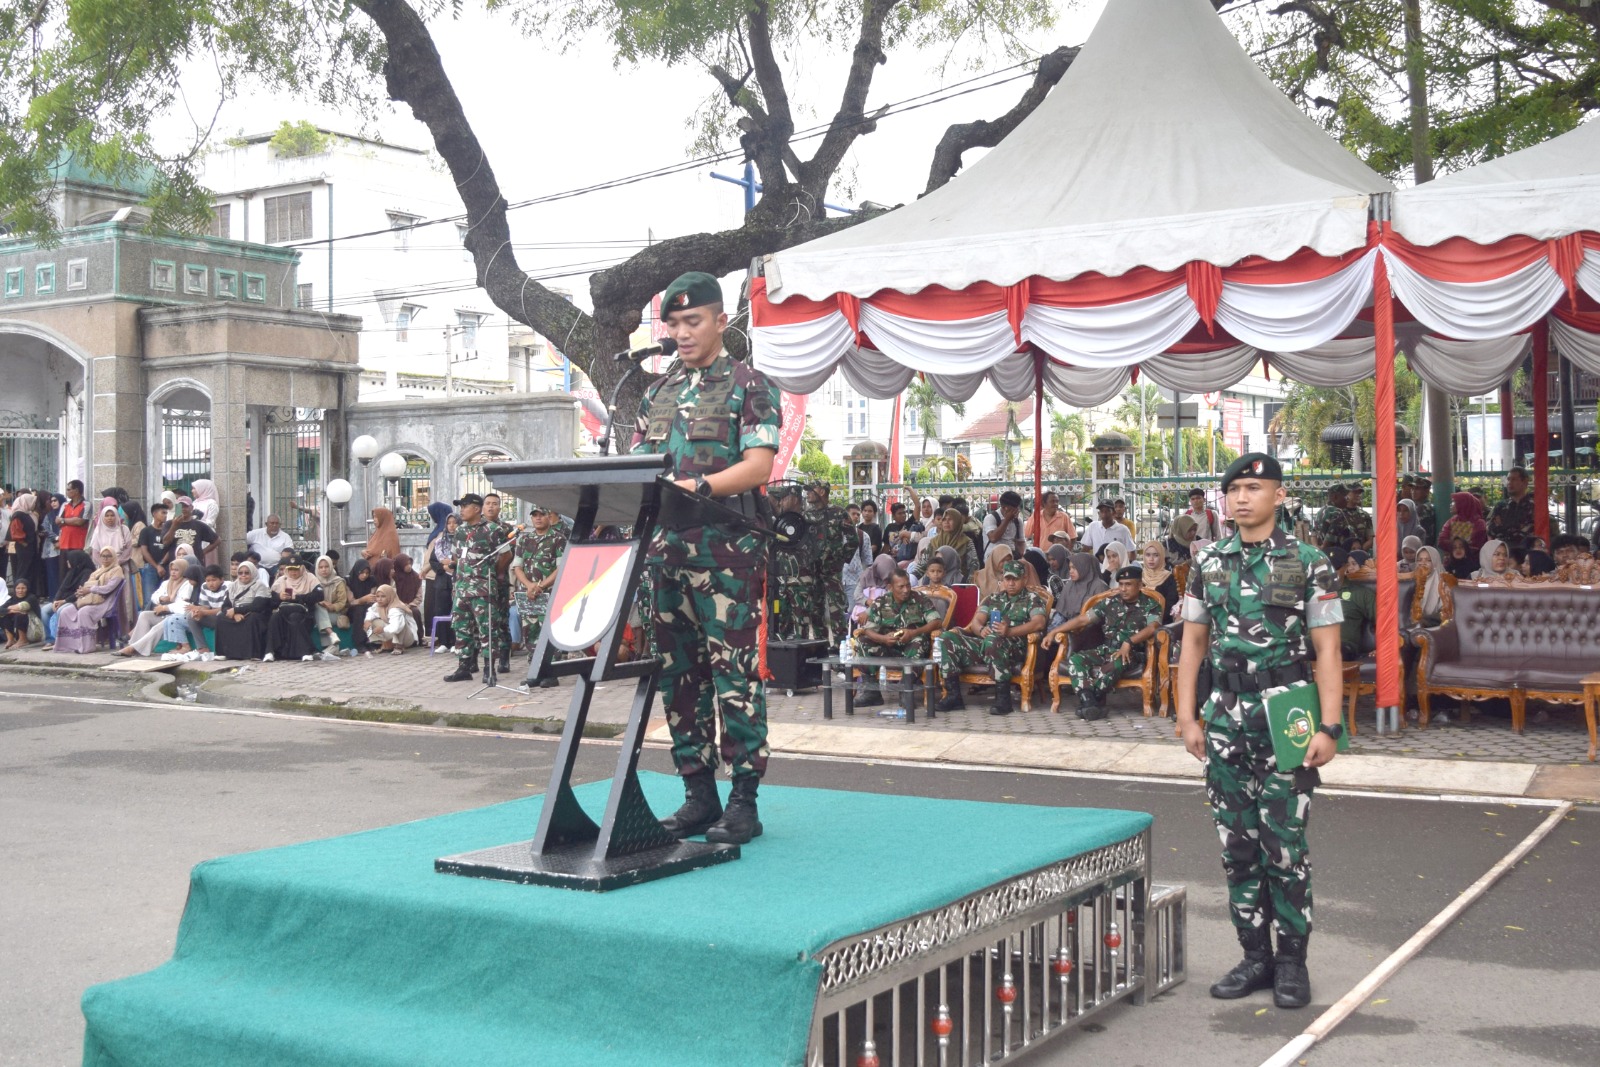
[744,0,795,189]
[798,0,902,203]
[352,0,595,370]
[923,46,1079,195]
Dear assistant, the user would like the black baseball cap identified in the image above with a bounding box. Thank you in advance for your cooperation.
[454,493,484,507]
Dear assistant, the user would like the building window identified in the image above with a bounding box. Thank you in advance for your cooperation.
[215,269,239,298]
[296,282,314,309]
[263,192,313,242]
[388,211,420,250]
[396,303,424,342]
[3,268,20,297]
[844,394,870,438]
[455,311,482,352]
[243,272,266,301]
[150,260,176,292]
[35,263,55,294]
[66,259,87,290]
[210,204,231,239]
[184,265,208,295]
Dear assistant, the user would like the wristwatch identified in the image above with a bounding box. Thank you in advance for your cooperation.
[694,476,714,496]
[1317,722,1344,741]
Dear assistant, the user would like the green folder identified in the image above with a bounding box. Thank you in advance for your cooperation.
[1264,682,1350,770]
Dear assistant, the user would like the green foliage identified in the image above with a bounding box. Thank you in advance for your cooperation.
[1227,2,1596,177]
[1271,357,1424,468]
[268,120,330,158]
[904,377,965,442]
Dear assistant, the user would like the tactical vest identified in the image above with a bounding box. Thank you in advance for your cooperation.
[642,362,739,477]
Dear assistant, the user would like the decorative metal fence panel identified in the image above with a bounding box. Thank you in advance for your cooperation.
[457,449,513,503]
[158,408,212,496]
[264,407,325,552]
[0,412,59,491]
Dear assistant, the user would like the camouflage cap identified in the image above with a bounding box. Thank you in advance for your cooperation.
[661,271,723,315]
[1001,560,1026,578]
[1219,452,1283,494]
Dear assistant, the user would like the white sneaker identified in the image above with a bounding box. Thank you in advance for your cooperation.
[160,652,182,662]
[263,653,274,662]
[200,652,215,662]
[319,650,338,661]
[183,650,204,662]
[301,654,314,662]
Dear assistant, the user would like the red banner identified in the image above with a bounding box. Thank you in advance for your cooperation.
[1221,397,1245,452]
[773,391,807,478]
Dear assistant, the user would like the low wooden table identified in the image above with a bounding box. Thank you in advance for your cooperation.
[809,655,939,724]
[1584,671,1600,763]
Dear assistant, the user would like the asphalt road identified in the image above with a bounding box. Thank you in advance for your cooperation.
[1,677,1594,1067]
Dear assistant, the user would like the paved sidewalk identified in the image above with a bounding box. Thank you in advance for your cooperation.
[3,644,1596,800]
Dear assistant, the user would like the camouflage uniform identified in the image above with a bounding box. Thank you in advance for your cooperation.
[805,496,857,643]
[940,588,1047,681]
[631,351,781,780]
[1181,528,1342,938]
[512,523,568,649]
[860,589,942,660]
[1342,502,1374,551]
[1064,591,1161,704]
[451,516,504,670]
[1313,505,1356,554]
[768,541,817,640]
[1486,494,1535,549]
[489,518,513,655]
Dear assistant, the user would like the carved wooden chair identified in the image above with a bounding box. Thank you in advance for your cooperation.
[1048,588,1164,715]
[948,587,1052,713]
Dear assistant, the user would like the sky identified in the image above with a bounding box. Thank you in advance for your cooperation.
[167,0,1109,313]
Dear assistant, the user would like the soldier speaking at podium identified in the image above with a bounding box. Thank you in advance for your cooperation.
[630,271,780,846]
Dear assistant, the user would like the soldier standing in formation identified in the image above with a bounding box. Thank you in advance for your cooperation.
[1486,466,1536,549]
[1043,565,1161,720]
[804,481,857,643]
[1342,481,1374,552]
[1312,484,1354,554]
[443,493,506,682]
[630,271,780,846]
[854,569,943,711]
[767,483,817,640]
[1176,453,1344,1011]
[483,492,514,675]
[936,559,1047,716]
[510,502,565,687]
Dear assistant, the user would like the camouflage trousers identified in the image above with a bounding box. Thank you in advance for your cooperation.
[513,588,550,649]
[1204,694,1319,938]
[493,578,511,650]
[771,576,817,640]
[940,631,1028,684]
[814,575,847,643]
[653,562,769,779]
[1064,646,1145,703]
[451,593,500,669]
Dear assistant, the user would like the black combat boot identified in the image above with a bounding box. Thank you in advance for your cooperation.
[537,676,559,688]
[990,683,1014,716]
[1209,926,1275,1000]
[855,677,884,708]
[1272,935,1312,1009]
[659,771,723,839]
[705,775,763,845]
[1078,691,1109,721]
[442,662,475,682]
[936,678,966,712]
[496,648,512,675]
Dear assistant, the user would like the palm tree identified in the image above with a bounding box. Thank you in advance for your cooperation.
[904,377,965,456]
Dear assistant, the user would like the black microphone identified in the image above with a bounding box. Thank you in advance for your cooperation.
[613,337,678,362]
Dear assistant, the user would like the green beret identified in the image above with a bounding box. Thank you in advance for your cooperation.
[1220,452,1283,494]
[661,271,723,315]
[1001,560,1026,578]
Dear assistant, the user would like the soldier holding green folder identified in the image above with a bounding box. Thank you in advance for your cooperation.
[1175,452,1345,1011]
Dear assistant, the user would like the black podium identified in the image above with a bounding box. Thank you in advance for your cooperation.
[434,454,740,890]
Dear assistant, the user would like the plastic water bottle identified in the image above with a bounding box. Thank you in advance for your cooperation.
[840,637,852,664]
[933,635,943,666]
[878,665,889,693]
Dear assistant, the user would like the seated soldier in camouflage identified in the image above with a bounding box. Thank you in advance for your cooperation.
[936,559,1048,717]
[1043,565,1162,720]
[854,569,944,711]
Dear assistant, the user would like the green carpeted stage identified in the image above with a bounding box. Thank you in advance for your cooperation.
[82,773,1156,1067]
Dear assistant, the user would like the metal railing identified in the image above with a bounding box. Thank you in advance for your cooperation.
[0,414,59,490]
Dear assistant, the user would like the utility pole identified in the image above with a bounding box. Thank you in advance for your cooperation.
[444,326,455,398]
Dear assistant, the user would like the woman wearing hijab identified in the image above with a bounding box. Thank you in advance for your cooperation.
[974,543,1015,601]
[422,510,457,643]
[1397,498,1422,544]
[1399,535,1423,573]
[392,554,424,629]
[1415,546,1448,628]
[363,584,419,654]
[343,559,379,653]
[362,507,402,562]
[1472,539,1514,581]
[1100,542,1130,580]
[265,558,323,661]
[850,554,900,623]
[189,479,219,526]
[1043,551,1107,634]
[54,547,128,654]
[1439,492,1488,554]
[214,560,273,661]
[2,578,41,649]
[1445,537,1479,580]
[1165,514,1197,564]
[915,509,979,585]
[5,492,43,596]
[39,549,95,648]
[88,502,136,624]
[312,555,351,658]
[39,493,62,598]
[1023,547,1051,589]
[117,561,199,657]
[1139,540,1179,619]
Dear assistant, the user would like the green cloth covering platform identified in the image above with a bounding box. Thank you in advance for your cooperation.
[82,773,1152,1067]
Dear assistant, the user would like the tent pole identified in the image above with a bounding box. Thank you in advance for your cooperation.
[1532,322,1551,545]
[1559,349,1579,532]
[1498,383,1515,469]
[1033,351,1045,520]
[1372,255,1401,712]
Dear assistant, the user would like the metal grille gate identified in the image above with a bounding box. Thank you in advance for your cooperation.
[263,407,325,553]
[158,408,212,495]
[0,411,59,490]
